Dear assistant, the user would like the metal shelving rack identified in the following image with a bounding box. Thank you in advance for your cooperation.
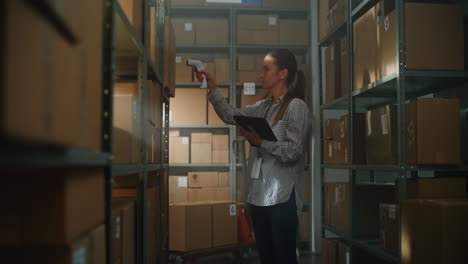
[107,0,170,263]
[318,0,468,263]
[169,5,312,207]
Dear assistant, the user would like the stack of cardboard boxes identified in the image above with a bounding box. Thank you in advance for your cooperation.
[169,132,229,164]
[0,169,106,263]
[169,172,237,251]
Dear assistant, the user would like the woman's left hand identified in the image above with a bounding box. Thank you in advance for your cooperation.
[236,124,262,147]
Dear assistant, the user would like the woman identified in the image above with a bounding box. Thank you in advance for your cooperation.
[196,49,310,264]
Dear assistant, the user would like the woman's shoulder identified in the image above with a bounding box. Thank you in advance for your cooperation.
[289,97,308,110]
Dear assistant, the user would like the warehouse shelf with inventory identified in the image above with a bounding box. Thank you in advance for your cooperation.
[319,0,468,263]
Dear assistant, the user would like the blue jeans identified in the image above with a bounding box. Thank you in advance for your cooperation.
[249,189,298,264]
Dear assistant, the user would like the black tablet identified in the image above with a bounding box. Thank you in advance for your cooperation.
[233,115,277,142]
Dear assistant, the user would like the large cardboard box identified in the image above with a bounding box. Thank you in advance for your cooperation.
[191,133,213,144]
[148,6,159,68]
[339,35,349,97]
[169,203,213,251]
[354,1,464,90]
[188,172,219,188]
[406,177,466,199]
[262,0,309,9]
[0,169,104,246]
[195,18,229,45]
[325,41,339,104]
[321,238,338,264]
[212,150,229,163]
[279,19,309,46]
[119,0,143,39]
[402,199,468,264]
[380,204,399,255]
[191,143,213,163]
[169,176,188,203]
[324,119,339,140]
[172,19,196,45]
[237,14,279,45]
[212,202,238,247]
[111,199,135,264]
[169,88,207,125]
[208,88,228,125]
[237,71,262,83]
[339,114,366,165]
[406,98,460,165]
[215,58,231,83]
[169,136,190,163]
[366,105,398,165]
[175,55,193,83]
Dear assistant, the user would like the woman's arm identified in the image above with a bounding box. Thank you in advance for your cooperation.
[259,99,311,163]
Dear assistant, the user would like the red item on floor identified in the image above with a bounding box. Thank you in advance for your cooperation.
[237,204,255,243]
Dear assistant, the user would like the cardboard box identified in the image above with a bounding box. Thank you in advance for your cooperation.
[212,202,238,247]
[208,88,229,125]
[324,119,339,140]
[237,71,262,83]
[215,58,231,83]
[324,183,395,237]
[169,88,207,125]
[175,55,193,83]
[213,150,229,163]
[191,143,212,163]
[339,35,349,97]
[213,135,229,150]
[192,133,213,144]
[195,18,229,45]
[188,172,219,188]
[169,203,213,251]
[322,140,335,164]
[402,199,468,264]
[218,172,230,187]
[262,0,309,8]
[112,199,135,264]
[366,105,398,165]
[240,89,270,108]
[328,0,347,33]
[237,14,279,45]
[354,1,464,90]
[321,238,338,264]
[172,18,196,45]
[216,186,230,201]
[299,212,309,242]
[0,169,105,246]
[169,136,190,163]
[406,177,466,199]
[406,98,460,165]
[325,40,340,104]
[148,6,159,68]
[188,188,217,202]
[319,0,330,41]
[279,19,309,46]
[339,114,366,164]
[380,204,399,255]
[171,0,204,5]
[169,176,188,203]
[119,0,143,39]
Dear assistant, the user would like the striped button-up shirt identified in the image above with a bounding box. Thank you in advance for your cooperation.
[208,88,311,213]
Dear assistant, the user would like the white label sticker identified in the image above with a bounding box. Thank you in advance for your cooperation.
[72,248,86,264]
[367,112,372,136]
[346,252,350,264]
[328,143,333,158]
[340,120,345,139]
[384,16,390,32]
[268,16,277,25]
[243,83,256,95]
[178,177,188,187]
[169,111,173,121]
[175,56,182,63]
[182,137,189,145]
[116,216,121,239]
[229,204,236,216]
[381,113,389,135]
[184,22,193,31]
